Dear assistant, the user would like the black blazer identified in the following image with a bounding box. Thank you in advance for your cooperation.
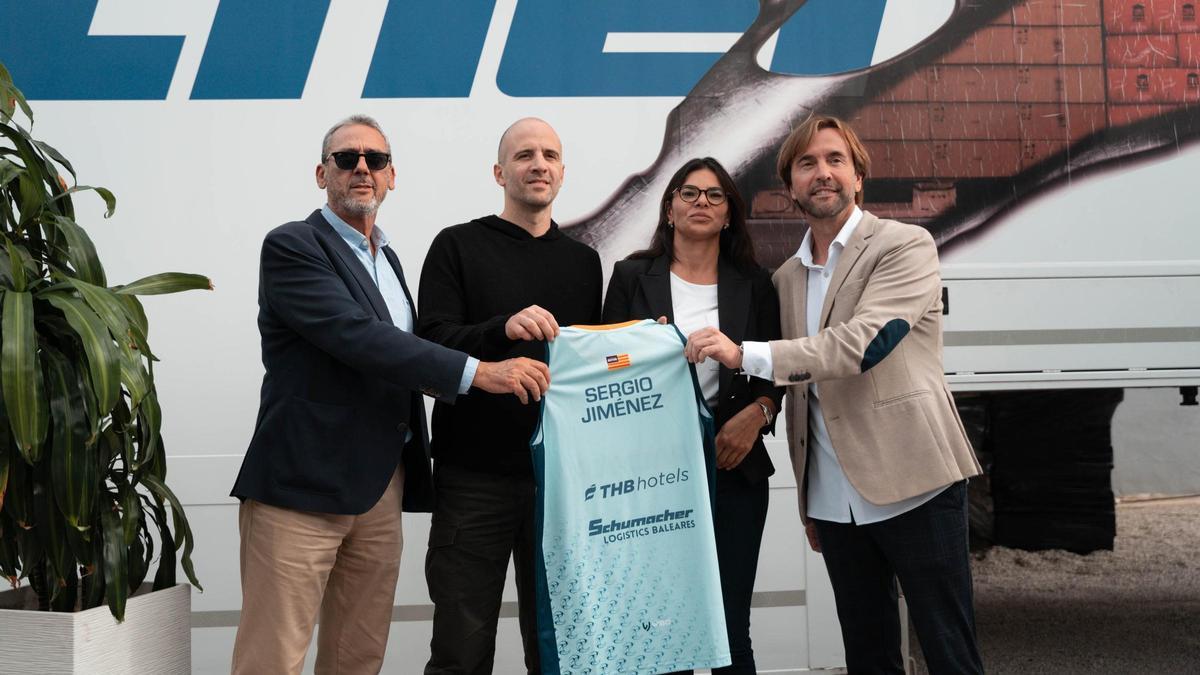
[232,210,468,514]
[602,254,784,483]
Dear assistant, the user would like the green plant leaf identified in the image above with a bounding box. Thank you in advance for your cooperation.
[116,294,149,338]
[0,391,9,510]
[0,157,22,186]
[131,516,153,592]
[62,518,92,565]
[0,62,33,123]
[0,248,12,289]
[80,530,104,610]
[33,140,76,182]
[115,272,212,296]
[50,563,78,612]
[149,500,176,591]
[0,74,13,121]
[33,464,72,590]
[52,185,114,219]
[15,246,39,286]
[66,278,127,344]
[134,391,162,469]
[15,172,43,227]
[101,507,128,621]
[4,444,31,529]
[118,344,150,410]
[138,473,201,591]
[1,289,47,462]
[0,440,8,512]
[0,512,20,582]
[114,294,155,360]
[42,292,121,416]
[128,530,147,593]
[15,526,42,586]
[115,424,134,478]
[50,216,106,287]
[5,241,26,291]
[0,123,44,182]
[43,347,97,532]
[121,483,139,547]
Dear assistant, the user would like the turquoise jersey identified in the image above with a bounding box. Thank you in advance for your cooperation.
[531,319,730,674]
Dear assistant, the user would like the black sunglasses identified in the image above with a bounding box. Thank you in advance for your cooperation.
[326,151,391,171]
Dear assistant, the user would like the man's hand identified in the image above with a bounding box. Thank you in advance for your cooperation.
[805,522,821,553]
[685,326,741,369]
[472,358,550,404]
[715,403,764,470]
[505,305,560,342]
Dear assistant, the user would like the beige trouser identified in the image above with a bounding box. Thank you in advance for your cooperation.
[231,468,404,675]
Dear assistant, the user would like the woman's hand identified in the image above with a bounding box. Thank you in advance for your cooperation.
[715,402,766,469]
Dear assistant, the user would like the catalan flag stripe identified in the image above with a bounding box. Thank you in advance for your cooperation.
[606,354,632,370]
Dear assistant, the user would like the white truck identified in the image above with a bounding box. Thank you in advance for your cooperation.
[3,0,1196,671]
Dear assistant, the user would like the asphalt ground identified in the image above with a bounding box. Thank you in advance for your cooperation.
[911,496,1200,674]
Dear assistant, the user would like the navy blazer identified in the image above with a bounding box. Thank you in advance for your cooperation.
[232,210,468,514]
[602,254,784,484]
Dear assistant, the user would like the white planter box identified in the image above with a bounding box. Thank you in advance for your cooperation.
[0,582,190,674]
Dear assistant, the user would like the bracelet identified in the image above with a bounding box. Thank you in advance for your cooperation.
[756,401,774,426]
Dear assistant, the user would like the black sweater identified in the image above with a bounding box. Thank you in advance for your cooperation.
[417,215,602,475]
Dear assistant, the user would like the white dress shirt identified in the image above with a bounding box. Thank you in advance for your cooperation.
[741,207,946,524]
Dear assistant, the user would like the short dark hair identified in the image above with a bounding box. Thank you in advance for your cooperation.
[776,115,870,206]
[626,157,758,271]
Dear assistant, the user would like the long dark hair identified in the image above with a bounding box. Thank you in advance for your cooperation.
[626,157,759,271]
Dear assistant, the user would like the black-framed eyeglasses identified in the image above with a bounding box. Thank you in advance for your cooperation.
[326,151,391,171]
[675,185,727,205]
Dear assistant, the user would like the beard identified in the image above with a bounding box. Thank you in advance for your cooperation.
[512,183,558,209]
[798,184,852,220]
[331,181,381,214]
[335,192,380,217]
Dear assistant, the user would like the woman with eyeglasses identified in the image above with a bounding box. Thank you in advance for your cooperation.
[602,157,783,674]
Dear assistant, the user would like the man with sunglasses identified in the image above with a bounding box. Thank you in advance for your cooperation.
[417,117,603,674]
[230,115,551,674]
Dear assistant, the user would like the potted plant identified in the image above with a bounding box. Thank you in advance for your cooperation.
[0,62,208,671]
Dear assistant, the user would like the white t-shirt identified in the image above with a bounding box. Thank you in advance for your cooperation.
[670,272,720,407]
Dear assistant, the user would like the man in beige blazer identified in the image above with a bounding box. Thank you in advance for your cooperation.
[686,116,984,674]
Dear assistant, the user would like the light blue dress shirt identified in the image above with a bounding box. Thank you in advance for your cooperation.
[322,205,478,396]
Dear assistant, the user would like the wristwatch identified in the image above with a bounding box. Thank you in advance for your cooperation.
[756,401,774,426]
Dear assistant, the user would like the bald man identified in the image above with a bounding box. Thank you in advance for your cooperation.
[416,118,603,674]
[230,115,550,674]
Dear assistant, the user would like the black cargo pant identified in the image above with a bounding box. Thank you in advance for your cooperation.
[424,463,540,675]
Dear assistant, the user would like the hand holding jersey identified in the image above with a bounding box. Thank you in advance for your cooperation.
[506,303,562,342]
[684,325,743,370]
[472,357,550,404]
